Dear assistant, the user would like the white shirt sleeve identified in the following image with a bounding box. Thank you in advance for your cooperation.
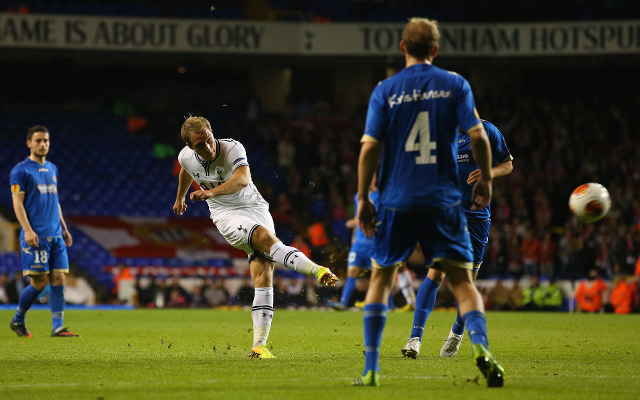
[225,141,250,173]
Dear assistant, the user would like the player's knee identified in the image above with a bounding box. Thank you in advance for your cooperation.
[427,268,446,284]
[30,275,48,290]
[250,226,278,253]
[50,271,66,286]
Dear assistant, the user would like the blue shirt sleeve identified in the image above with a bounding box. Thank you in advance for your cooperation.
[453,75,481,133]
[484,121,513,164]
[363,82,387,141]
[9,165,26,195]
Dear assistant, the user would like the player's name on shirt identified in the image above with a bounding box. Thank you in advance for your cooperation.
[388,89,452,109]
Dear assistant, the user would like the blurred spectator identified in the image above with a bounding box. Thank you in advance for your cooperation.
[507,279,524,311]
[136,276,160,308]
[113,263,135,305]
[166,278,190,306]
[302,276,319,306]
[203,279,229,307]
[235,279,254,306]
[520,228,540,277]
[609,278,633,314]
[575,269,608,313]
[522,276,545,311]
[541,278,564,311]
[290,235,312,258]
[308,220,329,259]
[538,233,556,278]
[65,274,96,306]
[285,277,305,307]
[190,284,210,308]
[487,280,510,311]
[0,273,9,304]
[5,271,26,304]
[167,288,188,308]
[273,276,290,307]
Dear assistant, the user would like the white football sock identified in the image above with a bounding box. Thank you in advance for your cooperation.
[252,287,274,348]
[398,269,415,306]
[269,241,320,276]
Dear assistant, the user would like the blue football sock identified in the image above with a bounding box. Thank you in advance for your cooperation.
[50,285,65,332]
[410,277,440,339]
[462,310,489,348]
[13,285,43,324]
[339,277,356,307]
[363,303,387,375]
[451,307,465,335]
[387,291,395,309]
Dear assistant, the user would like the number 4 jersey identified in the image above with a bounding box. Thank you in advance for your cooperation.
[178,139,269,219]
[363,63,482,211]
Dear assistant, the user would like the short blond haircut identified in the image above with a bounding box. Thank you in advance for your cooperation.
[181,116,212,145]
[403,17,440,60]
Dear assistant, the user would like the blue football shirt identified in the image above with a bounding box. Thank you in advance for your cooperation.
[457,120,513,221]
[353,190,380,246]
[9,158,62,238]
[363,63,481,210]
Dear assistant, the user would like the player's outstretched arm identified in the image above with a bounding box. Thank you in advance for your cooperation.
[12,193,39,247]
[466,160,513,185]
[58,203,72,247]
[190,165,250,202]
[174,167,193,215]
[357,140,380,238]
[467,125,493,210]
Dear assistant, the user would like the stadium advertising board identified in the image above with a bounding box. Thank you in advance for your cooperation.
[0,14,639,56]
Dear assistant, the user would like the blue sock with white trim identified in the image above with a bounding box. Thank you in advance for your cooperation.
[410,277,440,339]
[13,284,43,324]
[363,303,387,375]
[451,307,465,335]
[462,310,489,348]
[339,277,356,307]
[50,285,65,332]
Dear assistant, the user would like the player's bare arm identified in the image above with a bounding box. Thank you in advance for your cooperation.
[173,167,193,215]
[467,125,493,210]
[466,160,513,184]
[58,203,73,247]
[12,193,39,247]
[190,165,250,202]
[357,140,380,238]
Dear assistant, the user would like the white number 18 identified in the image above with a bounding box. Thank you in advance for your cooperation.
[405,111,436,164]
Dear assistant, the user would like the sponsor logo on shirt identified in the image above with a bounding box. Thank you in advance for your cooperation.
[233,157,245,165]
[39,168,49,172]
[457,153,471,162]
[36,184,58,194]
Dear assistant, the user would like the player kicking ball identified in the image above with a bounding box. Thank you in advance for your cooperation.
[173,116,338,358]
[9,125,79,338]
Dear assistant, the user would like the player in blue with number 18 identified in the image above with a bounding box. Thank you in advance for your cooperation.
[354,18,504,387]
[9,125,79,338]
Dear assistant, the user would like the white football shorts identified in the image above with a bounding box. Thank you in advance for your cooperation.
[212,206,276,259]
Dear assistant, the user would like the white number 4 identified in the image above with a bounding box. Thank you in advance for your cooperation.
[405,111,436,164]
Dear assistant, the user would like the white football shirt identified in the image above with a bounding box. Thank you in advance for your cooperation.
[178,139,269,220]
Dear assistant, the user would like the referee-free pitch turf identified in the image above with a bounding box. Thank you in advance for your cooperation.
[1,309,639,400]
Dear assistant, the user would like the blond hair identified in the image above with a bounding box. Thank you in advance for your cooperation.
[181,116,212,145]
[402,17,440,60]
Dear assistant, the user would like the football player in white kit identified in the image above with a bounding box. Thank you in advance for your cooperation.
[173,116,338,359]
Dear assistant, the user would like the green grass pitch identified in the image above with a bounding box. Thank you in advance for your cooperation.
[1,309,639,399]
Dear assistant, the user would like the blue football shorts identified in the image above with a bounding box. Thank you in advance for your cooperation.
[372,204,473,269]
[20,236,69,276]
[467,218,491,270]
[347,242,373,269]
